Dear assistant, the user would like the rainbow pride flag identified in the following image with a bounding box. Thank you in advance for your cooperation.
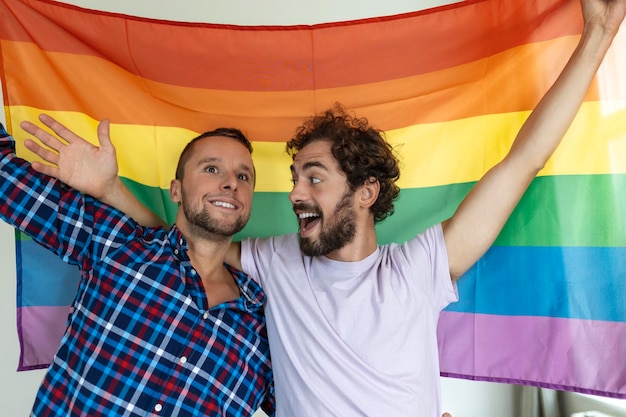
[1,0,625,398]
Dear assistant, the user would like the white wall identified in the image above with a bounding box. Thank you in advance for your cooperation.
[0,0,519,415]
[56,0,463,25]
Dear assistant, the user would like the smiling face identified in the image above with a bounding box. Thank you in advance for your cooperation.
[170,135,255,241]
[289,140,357,256]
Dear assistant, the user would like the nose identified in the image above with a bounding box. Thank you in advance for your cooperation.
[221,171,238,191]
[289,180,306,204]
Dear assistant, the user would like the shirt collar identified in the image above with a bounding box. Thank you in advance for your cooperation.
[168,225,189,259]
[225,263,267,311]
[168,226,266,311]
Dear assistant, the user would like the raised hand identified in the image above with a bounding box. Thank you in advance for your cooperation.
[21,114,119,199]
[581,0,626,36]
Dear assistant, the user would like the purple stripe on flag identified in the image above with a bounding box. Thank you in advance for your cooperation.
[17,305,70,371]
[437,311,626,398]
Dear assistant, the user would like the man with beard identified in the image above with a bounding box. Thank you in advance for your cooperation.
[20,0,626,415]
[0,119,274,417]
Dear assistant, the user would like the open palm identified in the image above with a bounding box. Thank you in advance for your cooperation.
[21,114,119,199]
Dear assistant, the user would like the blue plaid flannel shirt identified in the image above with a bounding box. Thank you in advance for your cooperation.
[0,124,274,416]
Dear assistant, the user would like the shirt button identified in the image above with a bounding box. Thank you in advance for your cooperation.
[180,356,187,364]
[203,312,209,320]
[174,249,179,255]
[191,269,197,275]
[154,404,163,412]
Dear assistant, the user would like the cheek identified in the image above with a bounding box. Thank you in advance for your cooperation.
[317,194,340,214]
[244,191,254,205]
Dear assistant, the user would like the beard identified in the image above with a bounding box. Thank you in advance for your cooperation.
[181,188,248,241]
[298,190,356,257]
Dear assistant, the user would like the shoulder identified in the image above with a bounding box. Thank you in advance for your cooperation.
[382,223,444,254]
[241,233,299,252]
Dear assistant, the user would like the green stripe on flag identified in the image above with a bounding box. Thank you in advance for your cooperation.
[111,173,626,247]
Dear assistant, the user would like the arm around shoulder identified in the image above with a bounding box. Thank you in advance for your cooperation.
[225,241,243,271]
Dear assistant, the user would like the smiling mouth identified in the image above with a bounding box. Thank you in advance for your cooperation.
[298,212,321,234]
[212,200,236,209]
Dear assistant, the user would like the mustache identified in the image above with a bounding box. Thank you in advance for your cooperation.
[292,202,320,213]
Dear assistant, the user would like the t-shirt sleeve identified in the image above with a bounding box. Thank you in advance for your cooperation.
[406,223,458,311]
[240,236,273,287]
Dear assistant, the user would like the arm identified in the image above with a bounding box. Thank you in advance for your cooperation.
[21,114,248,268]
[0,123,62,242]
[225,241,243,271]
[1,123,95,263]
[21,114,167,228]
[442,0,626,280]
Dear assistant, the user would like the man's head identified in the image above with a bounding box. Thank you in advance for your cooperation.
[171,128,255,241]
[286,104,400,256]
[176,128,254,181]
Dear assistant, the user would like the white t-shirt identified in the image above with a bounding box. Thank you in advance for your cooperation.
[241,223,457,417]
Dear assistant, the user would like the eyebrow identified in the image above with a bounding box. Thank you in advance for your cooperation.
[290,160,329,174]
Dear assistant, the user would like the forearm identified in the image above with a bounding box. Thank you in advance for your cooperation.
[443,6,624,278]
[1,127,87,261]
[104,177,168,228]
[508,18,619,170]
[0,128,49,233]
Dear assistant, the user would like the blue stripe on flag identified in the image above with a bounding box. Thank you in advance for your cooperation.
[447,245,626,321]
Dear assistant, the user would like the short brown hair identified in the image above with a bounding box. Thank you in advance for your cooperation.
[175,128,253,180]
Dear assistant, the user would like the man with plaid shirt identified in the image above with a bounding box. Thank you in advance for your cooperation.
[0,118,274,417]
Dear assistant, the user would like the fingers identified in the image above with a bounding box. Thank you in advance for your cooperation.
[96,119,115,152]
[37,113,84,145]
[20,120,68,156]
[21,114,75,149]
[21,113,101,152]
[24,138,60,166]
[30,160,59,178]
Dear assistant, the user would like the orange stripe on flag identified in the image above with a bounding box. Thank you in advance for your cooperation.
[2,36,606,142]
[2,0,583,90]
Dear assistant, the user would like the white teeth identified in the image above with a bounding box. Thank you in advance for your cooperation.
[298,212,319,219]
[213,201,235,209]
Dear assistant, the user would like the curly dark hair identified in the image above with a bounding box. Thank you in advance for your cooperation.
[286,104,400,223]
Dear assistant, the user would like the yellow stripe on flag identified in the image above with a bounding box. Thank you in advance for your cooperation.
[391,102,626,188]
[11,102,626,192]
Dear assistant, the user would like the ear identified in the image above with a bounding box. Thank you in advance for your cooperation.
[170,179,182,204]
[359,177,380,209]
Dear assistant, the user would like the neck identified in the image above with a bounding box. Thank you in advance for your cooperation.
[177,226,241,308]
[176,221,233,280]
[325,221,378,262]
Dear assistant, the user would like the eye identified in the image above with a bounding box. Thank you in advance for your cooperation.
[238,173,249,182]
[205,166,218,173]
[311,177,321,184]
[291,178,298,186]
